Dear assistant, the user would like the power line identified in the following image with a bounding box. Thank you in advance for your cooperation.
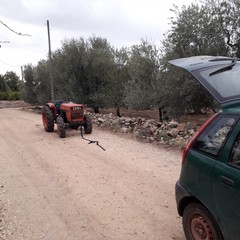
[0,59,20,68]
[0,41,10,48]
[0,20,31,37]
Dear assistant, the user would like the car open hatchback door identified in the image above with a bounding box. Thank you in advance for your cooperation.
[169,56,240,109]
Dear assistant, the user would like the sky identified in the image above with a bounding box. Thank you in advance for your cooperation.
[0,0,194,77]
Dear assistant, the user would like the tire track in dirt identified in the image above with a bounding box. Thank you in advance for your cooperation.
[0,108,184,240]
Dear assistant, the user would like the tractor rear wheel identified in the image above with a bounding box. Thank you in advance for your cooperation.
[84,115,92,134]
[42,106,54,132]
[57,116,66,138]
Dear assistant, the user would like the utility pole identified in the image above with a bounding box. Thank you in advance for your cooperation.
[47,20,54,101]
[21,66,24,81]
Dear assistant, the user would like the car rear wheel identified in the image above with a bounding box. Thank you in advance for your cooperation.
[183,203,223,240]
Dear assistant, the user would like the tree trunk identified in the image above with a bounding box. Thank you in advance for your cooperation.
[116,107,121,117]
[93,107,99,113]
[159,107,163,122]
[159,106,169,121]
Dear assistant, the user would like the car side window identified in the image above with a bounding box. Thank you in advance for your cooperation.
[230,135,240,166]
[193,115,236,157]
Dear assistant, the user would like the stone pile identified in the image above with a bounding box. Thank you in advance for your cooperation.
[91,113,199,148]
[0,100,32,109]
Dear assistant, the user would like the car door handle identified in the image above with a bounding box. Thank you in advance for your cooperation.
[220,176,235,188]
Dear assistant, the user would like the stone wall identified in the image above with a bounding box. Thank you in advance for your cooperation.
[91,113,199,149]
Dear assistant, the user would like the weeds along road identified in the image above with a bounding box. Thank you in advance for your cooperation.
[0,108,184,240]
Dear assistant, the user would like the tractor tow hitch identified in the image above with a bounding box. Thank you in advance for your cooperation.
[80,127,106,151]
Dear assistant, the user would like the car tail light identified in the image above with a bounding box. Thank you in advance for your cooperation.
[182,113,219,164]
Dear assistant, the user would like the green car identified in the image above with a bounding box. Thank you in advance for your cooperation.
[170,56,240,240]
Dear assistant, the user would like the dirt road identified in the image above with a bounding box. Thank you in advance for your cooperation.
[0,108,184,240]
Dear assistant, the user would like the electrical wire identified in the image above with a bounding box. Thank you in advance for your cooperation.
[0,59,20,68]
[0,20,31,37]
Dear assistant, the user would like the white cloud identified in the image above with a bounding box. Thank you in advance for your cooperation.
[0,0,194,76]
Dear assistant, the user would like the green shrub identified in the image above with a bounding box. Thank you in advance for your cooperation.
[0,91,7,100]
[0,91,21,100]
[137,128,152,139]
[156,131,171,141]
[6,91,21,100]
[111,119,122,131]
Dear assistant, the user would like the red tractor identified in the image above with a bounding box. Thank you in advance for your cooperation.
[42,100,92,138]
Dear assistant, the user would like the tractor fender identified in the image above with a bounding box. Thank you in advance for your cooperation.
[45,103,57,119]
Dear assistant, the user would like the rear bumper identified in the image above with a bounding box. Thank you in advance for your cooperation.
[175,181,192,216]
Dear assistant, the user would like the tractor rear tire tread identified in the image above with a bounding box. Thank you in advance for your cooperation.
[57,116,66,138]
[42,106,54,132]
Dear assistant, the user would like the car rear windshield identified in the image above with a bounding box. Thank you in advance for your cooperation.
[196,63,240,102]
[193,115,237,157]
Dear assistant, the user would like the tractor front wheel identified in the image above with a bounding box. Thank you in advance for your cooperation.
[42,106,54,132]
[84,115,92,134]
[57,116,66,138]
